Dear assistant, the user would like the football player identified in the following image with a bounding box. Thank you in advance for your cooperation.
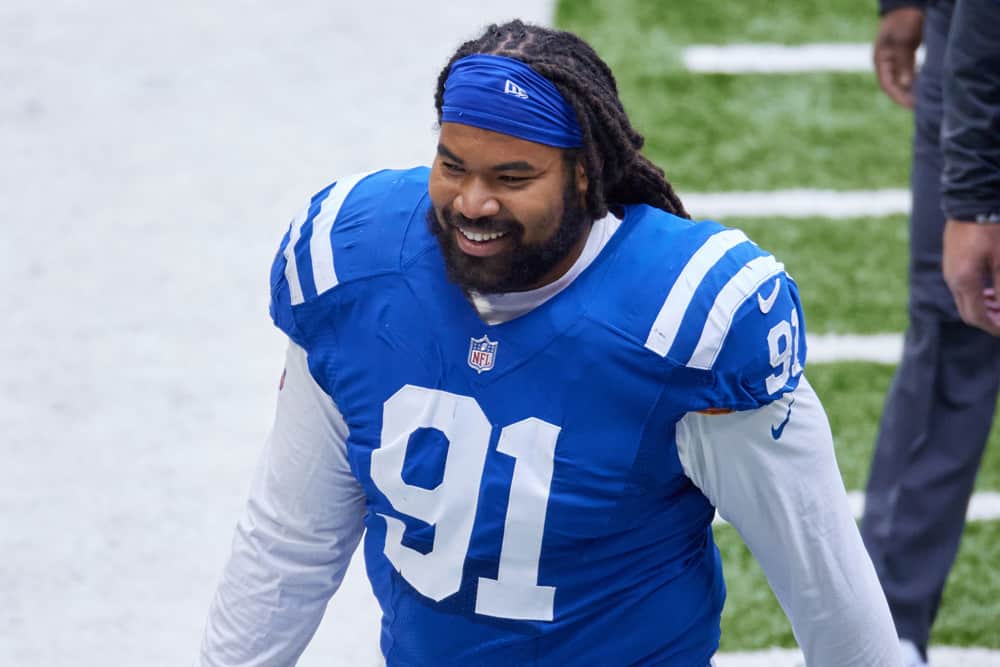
[201,20,902,666]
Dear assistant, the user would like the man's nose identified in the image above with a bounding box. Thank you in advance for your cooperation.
[453,178,500,219]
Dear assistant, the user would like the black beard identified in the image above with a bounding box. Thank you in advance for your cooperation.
[426,181,589,294]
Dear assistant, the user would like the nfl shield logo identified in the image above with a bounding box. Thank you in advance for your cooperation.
[467,335,498,373]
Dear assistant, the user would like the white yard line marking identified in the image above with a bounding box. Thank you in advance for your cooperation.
[848,491,1000,523]
[715,492,1000,525]
[682,43,925,74]
[684,189,910,219]
[807,333,902,364]
[714,646,998,666]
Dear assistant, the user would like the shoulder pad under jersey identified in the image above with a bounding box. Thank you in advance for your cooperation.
[269,167,431,344]
[601,206,808,410]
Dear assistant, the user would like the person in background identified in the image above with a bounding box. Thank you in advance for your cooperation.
[864,1,1000,665]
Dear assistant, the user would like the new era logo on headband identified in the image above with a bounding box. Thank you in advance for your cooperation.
[504,79,529,99]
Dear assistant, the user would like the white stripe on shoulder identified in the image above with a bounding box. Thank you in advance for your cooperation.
[283,208,309,306]
[310,171,376,297]
[686,254,784,370]
[644,229,749,357]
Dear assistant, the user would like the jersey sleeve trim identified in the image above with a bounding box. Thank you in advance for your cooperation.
[686,254,784,370]
[283,207,310,306]
[644,229,749,357]
[284,170,378,305]
[308,171,377,299]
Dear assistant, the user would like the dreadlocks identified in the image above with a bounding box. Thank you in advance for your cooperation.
[434,20,689,220]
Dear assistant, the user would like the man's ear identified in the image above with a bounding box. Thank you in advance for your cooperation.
[575,160,588,195]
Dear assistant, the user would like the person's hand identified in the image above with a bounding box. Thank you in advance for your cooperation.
[874,7,924,108]
[942,220,1000,336]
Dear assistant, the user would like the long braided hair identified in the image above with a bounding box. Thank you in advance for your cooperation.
[434,20,689,220]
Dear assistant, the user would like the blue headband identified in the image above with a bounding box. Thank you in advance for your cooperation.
[441,54,583,148]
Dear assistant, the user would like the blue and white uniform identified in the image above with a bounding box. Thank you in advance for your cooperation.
[201,169,901,666]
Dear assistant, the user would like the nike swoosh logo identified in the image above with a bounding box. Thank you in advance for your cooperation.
[771,395,796,440]
[757,277,781,314]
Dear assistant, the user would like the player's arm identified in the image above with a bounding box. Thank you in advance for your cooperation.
[677,379,901,666]
[200,341,366,667]
[675,271,901,665]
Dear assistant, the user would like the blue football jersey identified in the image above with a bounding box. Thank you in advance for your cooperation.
[269,168,807,666]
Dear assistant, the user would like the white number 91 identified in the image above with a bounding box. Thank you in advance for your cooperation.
[766,307,802,395]
[370,385,560,621]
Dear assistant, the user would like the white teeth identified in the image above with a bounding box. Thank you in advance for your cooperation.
[459,227,507,242]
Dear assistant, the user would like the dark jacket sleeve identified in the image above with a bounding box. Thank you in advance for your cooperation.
[879,0,926,16]
[940,0,1000,221]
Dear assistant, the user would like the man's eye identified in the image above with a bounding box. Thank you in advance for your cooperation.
[498,175,531,184]
[442,162,464,173]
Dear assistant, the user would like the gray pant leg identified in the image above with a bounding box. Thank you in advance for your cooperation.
[860,0,1000,652]
[862,319,999,649]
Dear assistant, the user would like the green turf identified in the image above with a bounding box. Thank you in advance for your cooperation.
[714,520,1000,650]
[933,520,1000,647]
[557,0,879,49]
[807,363,1000,492]
[732,217,909,334]
[629,73,912,192]
[557,1,911,192]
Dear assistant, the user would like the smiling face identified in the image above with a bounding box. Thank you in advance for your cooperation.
[427,122,590,294]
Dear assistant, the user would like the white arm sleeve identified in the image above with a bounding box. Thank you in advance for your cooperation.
[200,342,367,667]
[676,376,902,667]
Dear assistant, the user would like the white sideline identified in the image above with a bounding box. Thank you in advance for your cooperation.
[683,43,925,74]
[685,189,910,219]
[715,646,997,666]
[714,492,1000,525]
[807,333,903,364]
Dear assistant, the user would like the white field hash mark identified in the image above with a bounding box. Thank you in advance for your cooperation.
[714,492,1000,525]
[806,333,902,364]
[684,189,910,219]
[682,43,925,74]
